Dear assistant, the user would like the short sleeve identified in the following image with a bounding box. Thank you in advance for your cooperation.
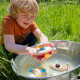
[31,22,38,32]
[1,17,14,35]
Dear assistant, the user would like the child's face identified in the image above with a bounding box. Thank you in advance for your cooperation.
[16,12,36,28]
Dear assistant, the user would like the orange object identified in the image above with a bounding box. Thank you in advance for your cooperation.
[40,67,44,70]
[67,63,69,71]
[45,54,52,58]
[36,45,43,49]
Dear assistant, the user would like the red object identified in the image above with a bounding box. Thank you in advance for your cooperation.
[32,43,56,61]
[32,48,56,61]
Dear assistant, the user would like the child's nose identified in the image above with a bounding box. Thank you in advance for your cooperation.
[28,17,31,20]
[26,17,33,21]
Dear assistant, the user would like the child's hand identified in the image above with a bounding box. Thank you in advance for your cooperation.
[43,42,54,47]
[36,42,54,48]
[31,42,56,61]
[26,47,37,55]
[27,47,45,61]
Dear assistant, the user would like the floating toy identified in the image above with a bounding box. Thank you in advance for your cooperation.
[67,63,69,71]
[67,63,72,71]
[29,67,33,73]
[31,68,42,77]
[29,67,47,77]
[49,63,66,71]
[40,67,44,70]
[32,44,56,61]
[49,63,72,72]
[49,63,72,76]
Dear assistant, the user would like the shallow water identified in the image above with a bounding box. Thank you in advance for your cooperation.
[18,54,76,77]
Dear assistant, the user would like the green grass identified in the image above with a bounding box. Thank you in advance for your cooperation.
[35,2,80,42]
[0,1,80,80]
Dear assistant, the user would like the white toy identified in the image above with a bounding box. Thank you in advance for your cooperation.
[29,67,47,77]
[49,63,66,71]
[32,44,56,61]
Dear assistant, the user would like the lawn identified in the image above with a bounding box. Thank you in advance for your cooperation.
[0,1,80,80]
[36,2,80,42]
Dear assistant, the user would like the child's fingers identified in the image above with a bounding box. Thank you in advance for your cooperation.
[29,52,34,56]
[44,42,54,47]
[35,42,54,48]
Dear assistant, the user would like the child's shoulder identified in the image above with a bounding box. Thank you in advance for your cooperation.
[2,15,15,21]
[2,15,16,24]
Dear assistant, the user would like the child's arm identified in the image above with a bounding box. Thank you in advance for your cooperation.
[4,35,36,55]
[33,29,48,43]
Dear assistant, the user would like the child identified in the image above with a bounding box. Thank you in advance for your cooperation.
[1,0,54,60]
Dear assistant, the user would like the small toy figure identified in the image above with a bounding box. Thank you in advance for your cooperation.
[67,63,72,71]
[29,67,47,77]
[31,68,42,77]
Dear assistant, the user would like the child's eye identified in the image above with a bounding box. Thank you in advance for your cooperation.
[31,16,36,18]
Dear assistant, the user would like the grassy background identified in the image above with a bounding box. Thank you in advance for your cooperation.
[35,2,80,42]
[0,0,80,80]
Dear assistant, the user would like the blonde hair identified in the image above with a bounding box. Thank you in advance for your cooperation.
[8,0,39,19]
